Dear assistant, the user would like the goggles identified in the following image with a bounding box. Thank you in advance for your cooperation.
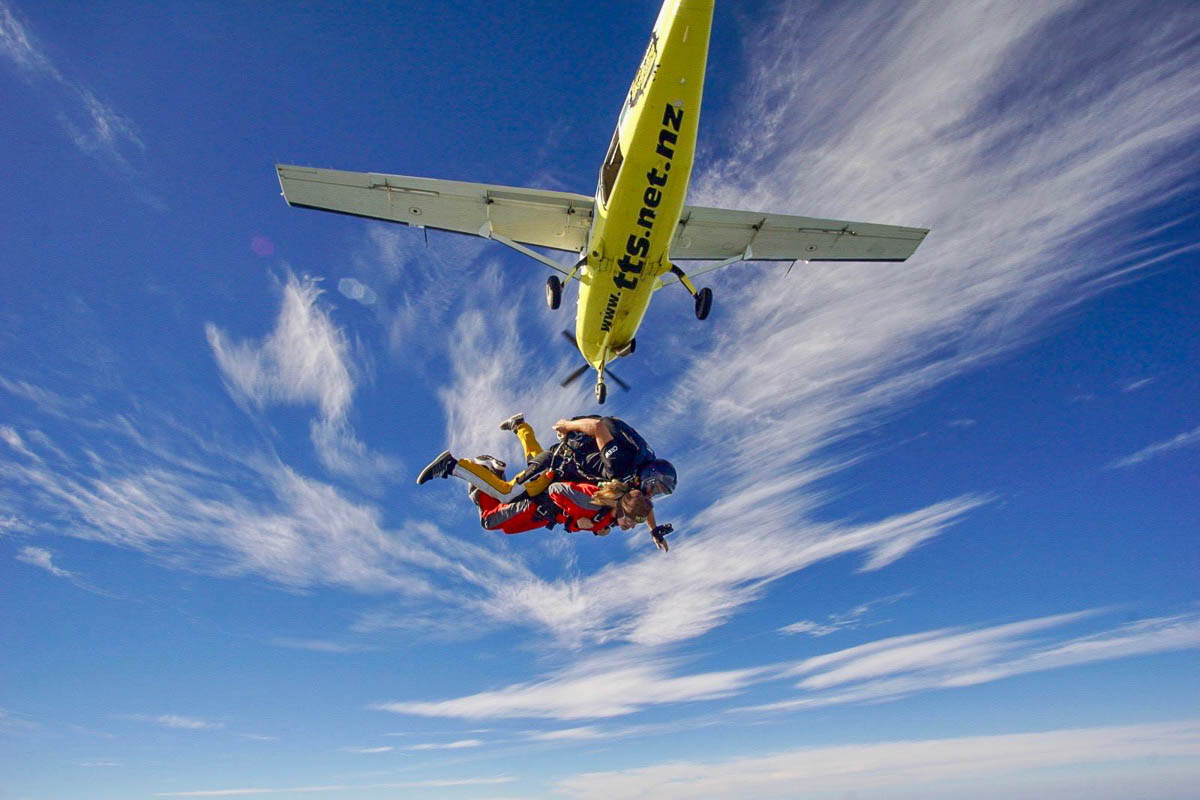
[618,505,650,524]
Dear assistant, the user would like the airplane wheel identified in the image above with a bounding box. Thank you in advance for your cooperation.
[695,287,713,320]
[545,276,562,310]
[595,382,607,404]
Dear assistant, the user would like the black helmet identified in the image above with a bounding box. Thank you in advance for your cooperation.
[638,459,676,496]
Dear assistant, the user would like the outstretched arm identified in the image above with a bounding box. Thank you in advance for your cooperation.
[553,417,613,450]
[645,510,673,552]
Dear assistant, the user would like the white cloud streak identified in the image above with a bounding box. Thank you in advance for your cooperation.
[208,274,355,422]
[154,776,515,797]
[523,726,605,742]
[780,593,911,637]
[207,273,401,489]
[554,719,1200,800]
[127,714,224,731]
[377,610,1200,722]
[375,649,772,721]
[0,386,532,603]
[16,545,73,578]
[475,494,986,648]
[752,611,1200,712]
[407,738,483,750]
[271,638,376,654]
[1122,377,1154,393]
[0,1,159,206]
[1107,424,1200,469]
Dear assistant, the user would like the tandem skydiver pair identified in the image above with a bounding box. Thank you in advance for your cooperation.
[416,414,678,551]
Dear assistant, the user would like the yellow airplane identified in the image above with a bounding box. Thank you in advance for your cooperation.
[276,0,928,403]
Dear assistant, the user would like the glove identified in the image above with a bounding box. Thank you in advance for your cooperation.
[651,524,673,552]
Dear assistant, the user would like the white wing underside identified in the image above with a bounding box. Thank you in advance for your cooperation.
[277,165,929,267]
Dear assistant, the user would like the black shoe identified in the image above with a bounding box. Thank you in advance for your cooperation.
[499,413,525,432]
[469,454,506,476]
[416,450,456,485]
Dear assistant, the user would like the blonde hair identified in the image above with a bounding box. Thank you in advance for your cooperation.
[592,481,653,520]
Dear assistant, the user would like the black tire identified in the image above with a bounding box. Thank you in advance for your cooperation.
[695,286,713,320]
[546,276,563,310]
[595,382,607,404]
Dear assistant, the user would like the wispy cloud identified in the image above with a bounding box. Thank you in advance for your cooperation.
[406,738,483,750]
[127,714,224,731]
[154,776,515,797]
[16,545,73,579]
[752,610,1200,713]
[207,274,356,422]
[0,1,160,208]
[1107,424,1200,469]
[0,707,39,735]
[375,649,772,721]
[271,638,376,654]
[554,719,1200,800]
[474,495,987,648]
[339,745,392,754]
[14,543,115,596]
[376,610,1200,722]
[780,593,912,637]
[0,424,37,460]
[0,376,536,615]
[1122,377,1155,393]
[207,272,401,490]
[523,726,605,742]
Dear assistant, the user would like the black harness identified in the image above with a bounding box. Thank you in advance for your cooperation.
[524,417,654,486]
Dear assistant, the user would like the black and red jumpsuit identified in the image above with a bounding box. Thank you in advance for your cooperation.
[477,482,616,535]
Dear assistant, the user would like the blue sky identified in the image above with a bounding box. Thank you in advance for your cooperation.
[2,0,1199,797]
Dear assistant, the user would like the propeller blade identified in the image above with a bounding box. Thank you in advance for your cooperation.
[607,370,630,391]
[560,329,630,391]
[561,364,590,387]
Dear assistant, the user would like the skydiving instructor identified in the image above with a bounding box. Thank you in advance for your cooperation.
[417,414,678,550]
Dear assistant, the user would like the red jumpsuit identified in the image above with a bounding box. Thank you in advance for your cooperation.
[477,482,616,535]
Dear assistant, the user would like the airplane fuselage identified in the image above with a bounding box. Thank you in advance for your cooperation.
[574,0,713,370]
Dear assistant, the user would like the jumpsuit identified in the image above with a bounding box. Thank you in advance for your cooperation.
[454,416,654,503]
[476,482,619,535]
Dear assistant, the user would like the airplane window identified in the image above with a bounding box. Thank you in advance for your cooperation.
[598,129,624,207]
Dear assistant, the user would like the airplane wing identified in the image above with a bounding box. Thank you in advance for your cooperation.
[276,165,595,254]
[662,203,929,282]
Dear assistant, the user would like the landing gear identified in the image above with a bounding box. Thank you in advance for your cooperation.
[614,338,636,358]
[694,287,713,320]
[670,264,713,321]
[545,275,562,310]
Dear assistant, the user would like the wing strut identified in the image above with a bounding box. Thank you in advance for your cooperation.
[478,221,571,276]
[656,244,754,288]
